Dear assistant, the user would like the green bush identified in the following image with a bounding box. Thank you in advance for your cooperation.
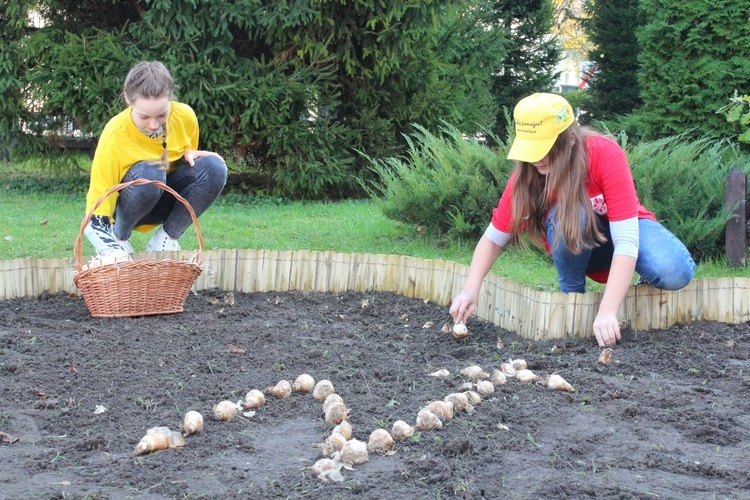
[360,123,512,243]
[636,0,750,140]
[625,134,749,260]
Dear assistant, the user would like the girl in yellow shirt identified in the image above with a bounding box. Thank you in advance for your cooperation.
[84,61,227,256]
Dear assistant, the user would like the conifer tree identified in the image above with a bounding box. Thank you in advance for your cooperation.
[581,0,642,122]
[636,0,750,139]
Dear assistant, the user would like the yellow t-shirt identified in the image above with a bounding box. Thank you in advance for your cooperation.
[85,101,200,226]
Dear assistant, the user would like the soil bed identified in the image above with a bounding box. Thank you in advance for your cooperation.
[1,289,749,499]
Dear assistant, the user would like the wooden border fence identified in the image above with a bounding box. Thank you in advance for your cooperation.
[2,250,748,341]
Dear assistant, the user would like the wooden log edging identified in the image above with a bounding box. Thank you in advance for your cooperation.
[2,250,748,340]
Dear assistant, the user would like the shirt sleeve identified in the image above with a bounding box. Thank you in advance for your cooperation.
[86,123,126,217]
[490,171,517,233]
[484,224,512,247]
[610,217,639,258]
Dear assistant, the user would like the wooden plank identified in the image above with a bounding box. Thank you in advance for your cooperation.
[725,167,747,267]
[733,277,750,323]
[712,277,735,323]
[579,292,599,339]
[327,252,350,293]
[546,291,567,339]
[427,259,456,307]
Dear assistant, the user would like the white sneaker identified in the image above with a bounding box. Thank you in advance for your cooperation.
[116,237,135,254]
[84,215,132,256]
[146,226,181,252]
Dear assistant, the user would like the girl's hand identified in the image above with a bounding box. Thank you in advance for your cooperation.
[593,311,621,346]
[184,150,225,167]
[450,291,478,325]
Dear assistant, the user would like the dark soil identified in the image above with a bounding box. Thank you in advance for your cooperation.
[1,289,749,499]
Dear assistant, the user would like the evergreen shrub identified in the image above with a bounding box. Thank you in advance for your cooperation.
[361,123,512,242]
[623,134,747,260]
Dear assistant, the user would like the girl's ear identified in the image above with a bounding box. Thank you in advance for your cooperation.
[123,93,132,106]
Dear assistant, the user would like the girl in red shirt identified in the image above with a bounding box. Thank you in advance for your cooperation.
[450,93,695,346]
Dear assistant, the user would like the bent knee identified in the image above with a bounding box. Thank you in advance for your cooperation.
[651,265,695,291]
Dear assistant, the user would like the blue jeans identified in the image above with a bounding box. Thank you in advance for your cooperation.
[546,207,696,293]
[113,157,227,240]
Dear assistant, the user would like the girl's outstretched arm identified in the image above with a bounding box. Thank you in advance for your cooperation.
[593,254,636,346]
[450,236,503,324]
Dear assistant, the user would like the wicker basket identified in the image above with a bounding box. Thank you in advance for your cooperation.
[74,179,204,317]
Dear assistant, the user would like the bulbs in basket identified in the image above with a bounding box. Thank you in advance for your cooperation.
[81,253,132,271]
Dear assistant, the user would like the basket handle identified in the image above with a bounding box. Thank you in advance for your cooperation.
[74,179,204,270]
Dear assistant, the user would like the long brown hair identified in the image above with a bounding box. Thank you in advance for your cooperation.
[509,123,606,254]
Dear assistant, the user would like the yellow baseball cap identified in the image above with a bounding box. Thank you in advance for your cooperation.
[507,93,574,163]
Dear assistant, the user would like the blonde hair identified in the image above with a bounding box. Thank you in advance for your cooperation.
[123,61,174,101]
[123,61,174,169]
[509,123,606,254]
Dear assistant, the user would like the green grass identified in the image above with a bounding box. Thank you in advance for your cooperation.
[1,162,748,290]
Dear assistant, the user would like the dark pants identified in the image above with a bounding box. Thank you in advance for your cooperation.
[113,157,227,240]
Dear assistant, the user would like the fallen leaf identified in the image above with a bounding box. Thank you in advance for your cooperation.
[1,432,20,444]
[224,292,235,305]
[94,404,108,414]
[40,219,48,226]
[226,344,246,354]
[207,298,219,305]
[422,321,433,329]
[3,235,11,242]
